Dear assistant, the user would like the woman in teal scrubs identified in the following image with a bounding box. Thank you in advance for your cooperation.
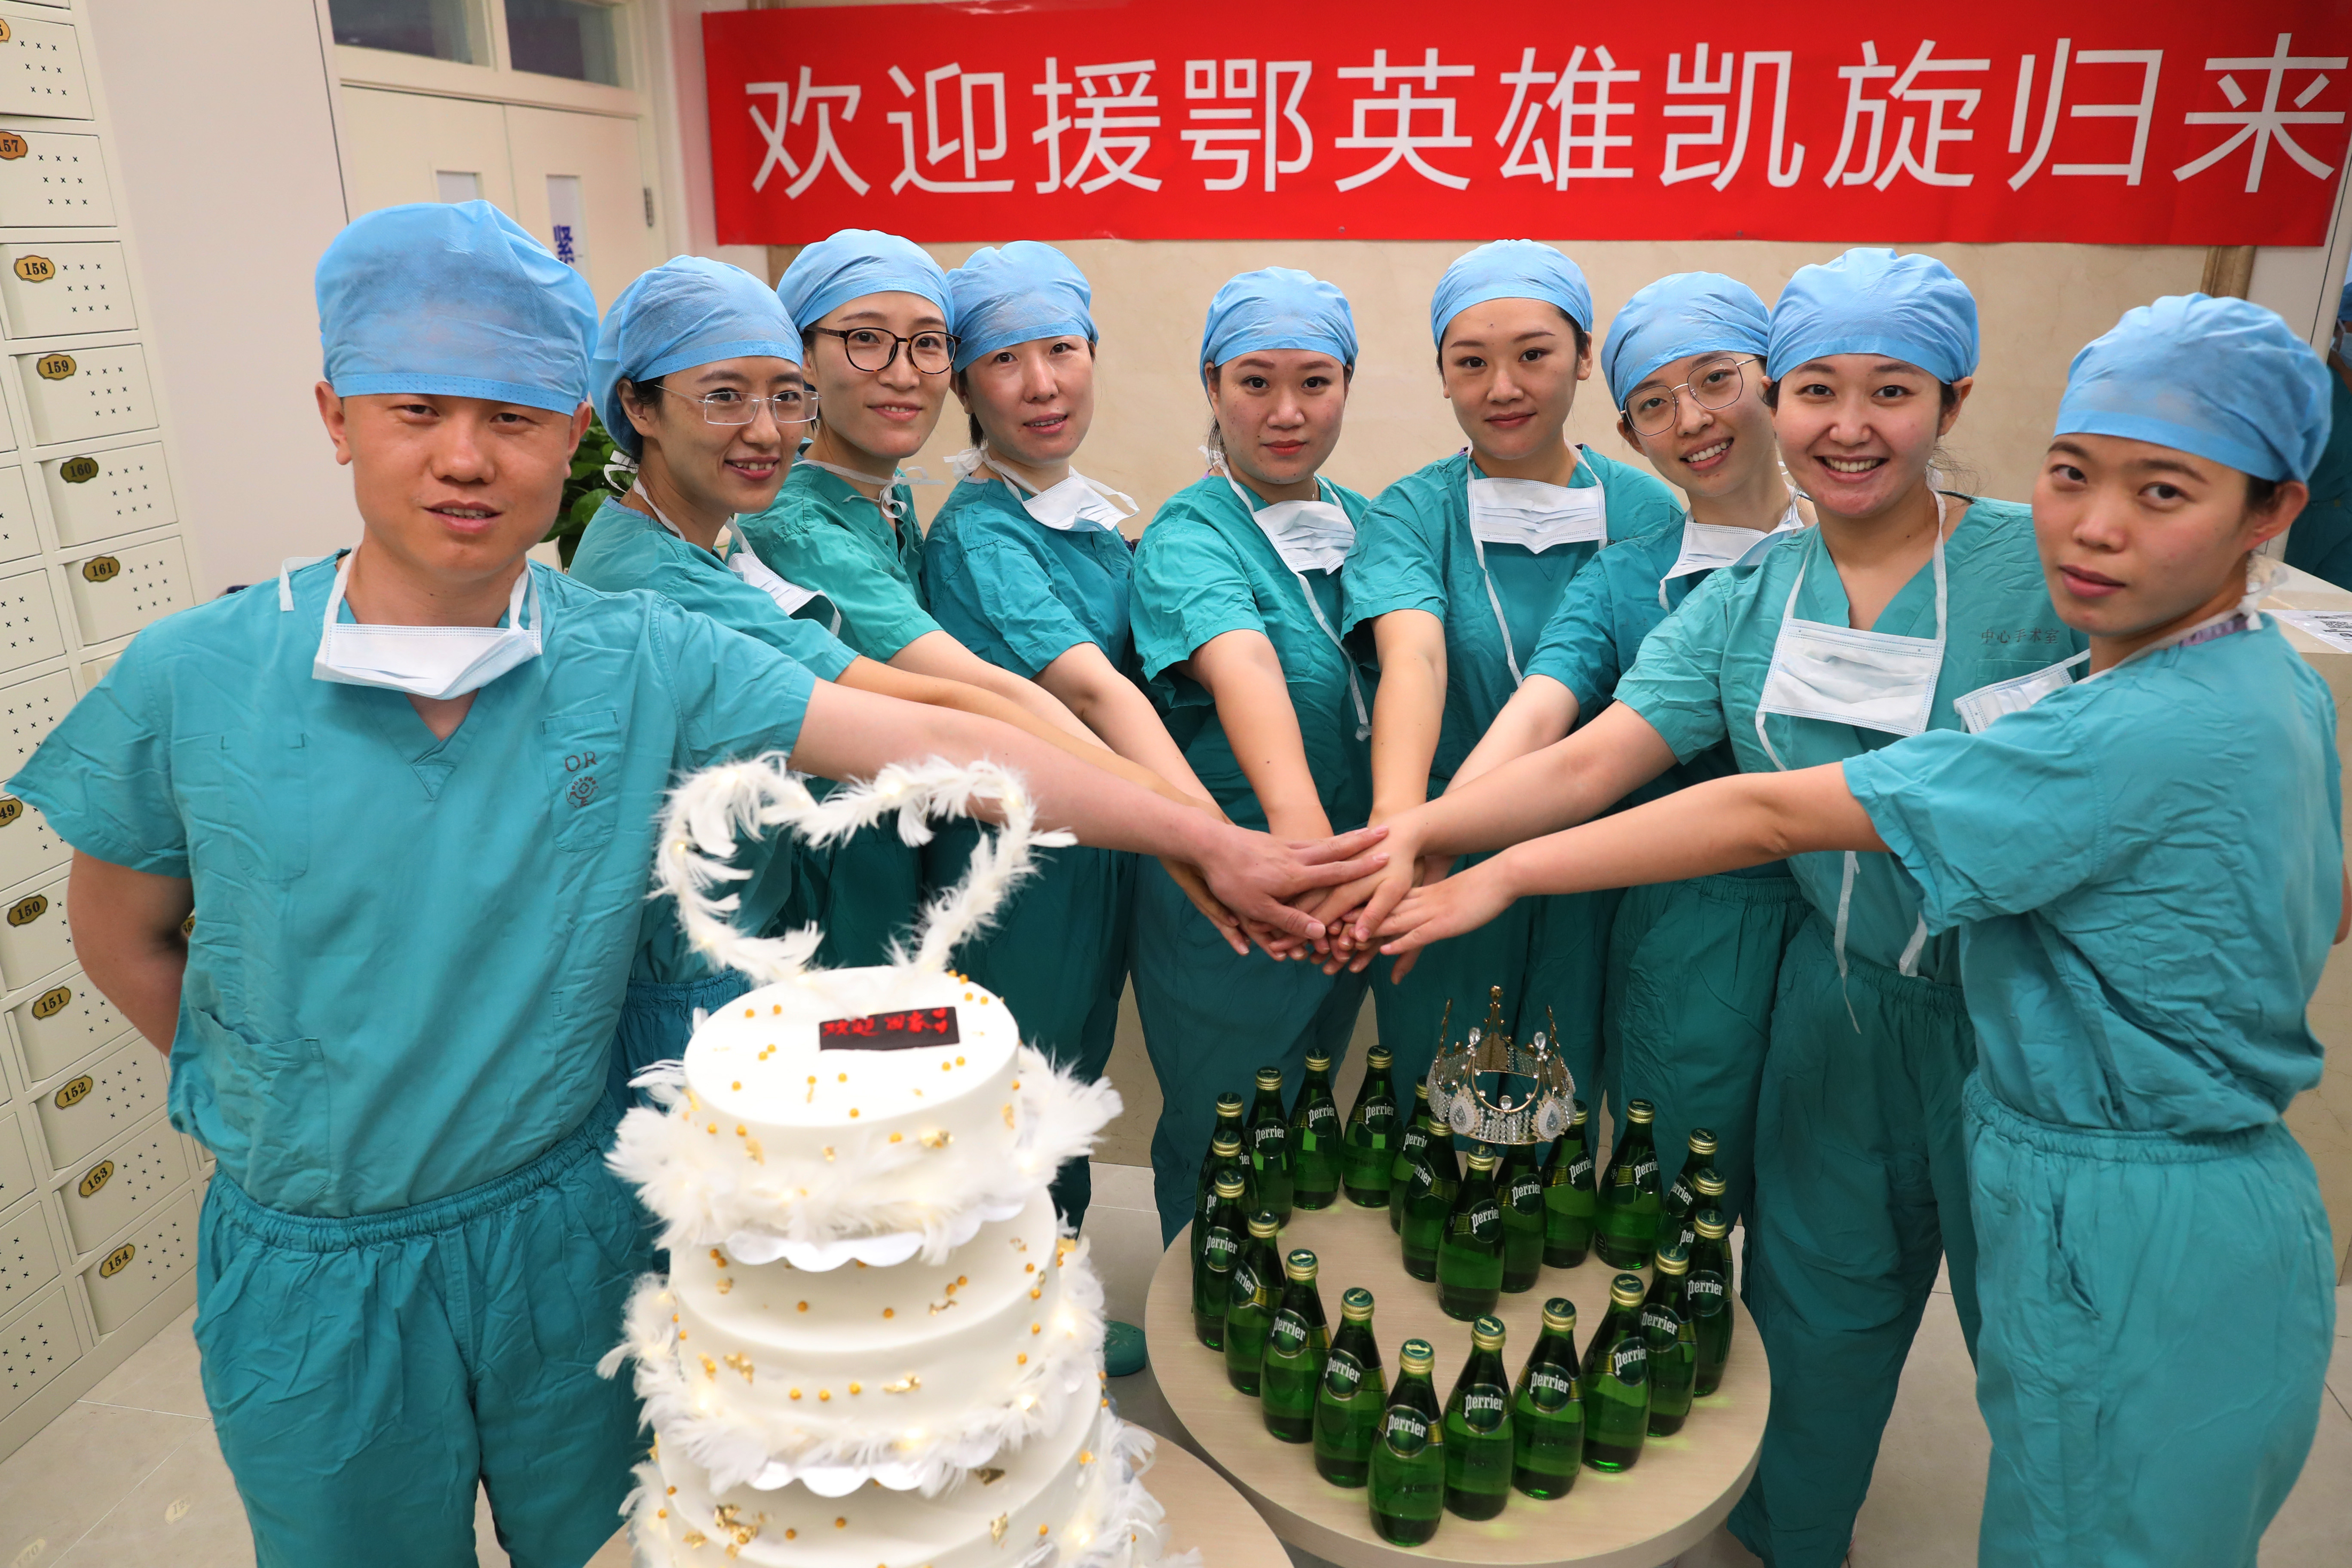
[1340,240,1681,1099]
[1373,292,2340,1568]
[1127,266,1378,1241]
[1435,272,1810,1225]
[1319,250,2089,1568]
[923,242,1219,1232]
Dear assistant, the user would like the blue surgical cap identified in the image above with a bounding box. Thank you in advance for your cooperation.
[2056,294,2331,484]
[591,257,799,457]
[948,242,1094,372]
[318,200,595,414]
[1767,248,1978,385]
[1200,267,1356,369]
[776,228,951,336]
[1428,240,1593,347]
[1602,273,1771,408]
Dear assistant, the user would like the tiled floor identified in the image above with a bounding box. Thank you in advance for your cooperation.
[3,1161,2346,1567]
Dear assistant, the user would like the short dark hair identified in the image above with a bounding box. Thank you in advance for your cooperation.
[2245,474,2282,514]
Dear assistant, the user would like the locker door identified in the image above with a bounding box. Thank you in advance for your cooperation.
[502,104,654,309]
[338,86,515,217]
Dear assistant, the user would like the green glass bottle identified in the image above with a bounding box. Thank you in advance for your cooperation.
[1579,1274,1652,1472]
[1398,1112,1459,1283]
[1659,1127,1719,1255]
[1261,1249,1331,1441]
[1541,1099,1597,1268]
[1288,1053,1343,1211]
[1441,1315,1514,1520]
[1498,1141,1547,1293]
[1190,1130,1254,1273]
[1222,1210,1283,1396]
[1368,1338,1446,1546]
[1510,1298,1585,1499]
[1387,1082,1434,1235]
[1191,1172,1248,1350]
[1313,1287,1386,1486]
[1436,1149,1506,1320]
[1245,1066,1295,1225]
[1642,1244,1699,1436]
[1592,1098,1663,1269]
[1194,1090,1246,1211]
[1340,1046,1400,1209]
[1688,1208,1735,1398]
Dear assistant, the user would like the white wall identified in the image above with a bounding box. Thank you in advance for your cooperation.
[83,0,354,594]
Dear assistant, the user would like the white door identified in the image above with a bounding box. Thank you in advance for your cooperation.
[503,104,657,308]
[337,87,515,214]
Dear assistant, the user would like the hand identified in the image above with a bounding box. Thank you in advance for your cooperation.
[1194,824,1391,943]
[1375,857,1520,981]
[1299,811,1431,970]
[1158,858,1248,956]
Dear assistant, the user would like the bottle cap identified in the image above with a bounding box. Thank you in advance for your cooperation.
[1425,1113,1450,1134]
[1341,1286,1375,1320]
[1695,1169,1727,1197]
[1248,1210,1280,1238]
[1412,1081,1430,1103]
[1694,1208,1730,1240]
[1466,1150,1498,1173]
[1305,1052,1331,1072]
[1471,1315,1507,1351]
[1211,1132,1242,1156]
[1255,1066,1284,1089]
[1609,1274,1647,1308]
[1214,1172,1245,1198]
[1570,1097,1589,1127]
[1540,1298,1577,1332]
[1687,1127,1718,1157]
[1399,1338,1435,1373]
[1626,1099,1656,1124]
[1368,1046,1393,1067]
[1216,1091,1245,1116]
[1653,1243,1690,1276]
[1284,1248,1318,1281]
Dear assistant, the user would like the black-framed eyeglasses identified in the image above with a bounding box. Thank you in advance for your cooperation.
[1623,355,1760,435]
[656,383,818,427]
[811,325,959,375]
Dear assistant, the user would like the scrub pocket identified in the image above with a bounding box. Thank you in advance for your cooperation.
[189,1002,334,1211]
[171,732,310,884]
[540,707,622,852]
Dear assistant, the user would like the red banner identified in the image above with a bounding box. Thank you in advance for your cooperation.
[705,3,2352,247]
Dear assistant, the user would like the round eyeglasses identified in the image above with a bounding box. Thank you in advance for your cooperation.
[811,325,959,376]
[1623,355,1759,435]
[658,383,818,427]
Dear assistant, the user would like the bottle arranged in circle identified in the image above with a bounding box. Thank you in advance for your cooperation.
[1191,1130,1253,1274]
[1368,1338,1446,1546]
[1387,1082,1435,1236]
[1195,1091,1247,1212]
[1541,1098,1597,1268]
[1398,1111,1459,1283]
[1222,1210,1284,1396]
[1593,1098,1664,1269]
[1246,1067,1295,1224]
[1498,1141,1547,1293]
[1442,1315,1515,1520]
[1660,1126,1719,1254]
[1511,1297,1586,1499]
[1580,1273,1652,1472]
[1688,1207,1735,1397]
[1313,1286,1387,1486]
[1192,1171,1248,1350]
[1289,1053,1343,1210]
[1642,1243,1700,1436]
[1340,1046,1401,1209]
[1437,1149,1506,1320]
[1261,1248,1332,1442]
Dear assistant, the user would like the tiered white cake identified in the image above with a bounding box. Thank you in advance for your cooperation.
[607,760,1186,1568]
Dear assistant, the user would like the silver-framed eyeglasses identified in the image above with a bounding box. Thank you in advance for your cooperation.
[1623,355,1760,435]
[658,383,818,427]
[810,325,959,375]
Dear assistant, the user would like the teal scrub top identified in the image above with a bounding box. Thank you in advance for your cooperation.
[1342,448,1682,786]
[922,476,1133,676]
[9,558,817,1217]
[2282,360,2352,590]
[736,462,936,660]
[567,496,858,985]
[1130,475,1375,833]
[1613,499,2086,981]
[1527,512,1784,873]
[1844,619,2340,1133]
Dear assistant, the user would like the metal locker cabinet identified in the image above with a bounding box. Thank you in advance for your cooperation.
[57,1113,187,1256]
[12,971,134,1084]
[0,670,77,891]
[0,1195,59,1320]
[64,535,186,645]
[43,440,172,546]
[0,1111,34,1213]
[0,464,34,564]
[33,1035,167,1172]
[80,1187,192,1335]
[13,344,154,444]
[0,787,65,891]
[0,1284,78,1421]
[0,867,69,989]
[0,566,61,675]
[0,127,113,225]
[0,240,129,334]
[0,14,90,119]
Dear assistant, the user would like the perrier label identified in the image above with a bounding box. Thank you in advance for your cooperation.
[1368,1338,1445,1546]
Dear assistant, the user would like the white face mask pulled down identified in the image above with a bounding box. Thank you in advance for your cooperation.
[287,549,543,701]
[952,447,1136,533]
[1226,475,1370,739]
[634,486,842,637]
[1465,458,1608,688]
[796,454,925,526]
[1658,497,1808,610]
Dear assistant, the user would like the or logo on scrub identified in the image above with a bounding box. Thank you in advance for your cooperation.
[563,747,600,809]
[1979,628,2067,646]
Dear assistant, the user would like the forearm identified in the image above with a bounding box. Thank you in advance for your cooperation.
[1367,614,1446,816]
[1039,651,1218,808]
[1448,675,1579,792]
[890,631,1095,741]
[65,852,192,1052]
[1188,631,1332,839]
[1412,702,1680,857]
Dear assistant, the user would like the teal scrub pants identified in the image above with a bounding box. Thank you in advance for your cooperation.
[926,825,1136,1229]
[1131,860,1370,1243]
[1730,916,1981,1568]
[1966,1076,2334,1568]
[193,1106,652,1568]
[797,806,925,970]
[1603,872,1807,1225]
[608,970,750,1109]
